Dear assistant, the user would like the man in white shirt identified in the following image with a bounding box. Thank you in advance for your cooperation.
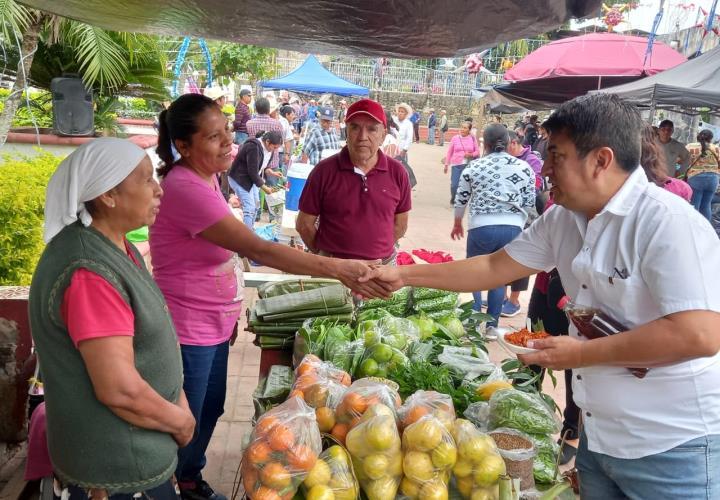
[278,105,296,175]
[362,94,720,499]
[395,102,414,161]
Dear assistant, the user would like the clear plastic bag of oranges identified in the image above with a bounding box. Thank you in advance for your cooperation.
[302,442,360,500]
[398,390,456,432]
[294,353,352,386]
[332,378,402,444]
[399,414,458,500]
[450,419,506,500]
[290,354,350,435]
[241,396,322,500]
[345,405,403,500]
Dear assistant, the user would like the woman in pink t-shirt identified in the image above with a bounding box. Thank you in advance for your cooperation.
[149,94,390,499]
[444,121,480,204]
[641,125,693,202]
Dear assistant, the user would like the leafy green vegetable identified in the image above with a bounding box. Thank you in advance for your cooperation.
[530,433,560,484]
[488,389,561,435]
[413,293,459,313]
[412,287,447,301]
[387,361,479,414]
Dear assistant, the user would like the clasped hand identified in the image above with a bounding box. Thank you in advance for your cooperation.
[333,261,404,299]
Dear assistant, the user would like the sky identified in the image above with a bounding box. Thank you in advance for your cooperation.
[572,0,718,35]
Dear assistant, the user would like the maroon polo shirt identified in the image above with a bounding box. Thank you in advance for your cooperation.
[299,146,412,260]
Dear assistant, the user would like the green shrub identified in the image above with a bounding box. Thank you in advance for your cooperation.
[0,90,54,128]
[0,150,63,285]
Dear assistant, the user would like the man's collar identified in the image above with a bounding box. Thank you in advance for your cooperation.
[601,167,648,217]
[337,146,388,172]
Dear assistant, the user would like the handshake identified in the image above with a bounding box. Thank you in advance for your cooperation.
[331,259,404,299]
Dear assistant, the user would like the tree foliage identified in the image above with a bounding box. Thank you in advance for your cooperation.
[209,42,277,84]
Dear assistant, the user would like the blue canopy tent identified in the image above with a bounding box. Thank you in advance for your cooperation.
[260,55,369,96]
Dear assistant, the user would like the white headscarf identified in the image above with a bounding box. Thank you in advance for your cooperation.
[43,137,147,243]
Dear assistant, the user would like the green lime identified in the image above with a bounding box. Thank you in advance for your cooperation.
[360,358,379,377]
[371,343,393,363]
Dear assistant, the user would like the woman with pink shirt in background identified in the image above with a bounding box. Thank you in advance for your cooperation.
[640,125,693,202]
[445,120,480,204]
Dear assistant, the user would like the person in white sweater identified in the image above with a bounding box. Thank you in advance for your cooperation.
[452,123,535,333]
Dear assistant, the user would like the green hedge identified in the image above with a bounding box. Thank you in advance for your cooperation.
[0,151,63,285]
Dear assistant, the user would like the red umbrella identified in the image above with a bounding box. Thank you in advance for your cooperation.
[505,33,686,82]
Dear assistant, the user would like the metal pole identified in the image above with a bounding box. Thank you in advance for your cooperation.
[648,86,657,124]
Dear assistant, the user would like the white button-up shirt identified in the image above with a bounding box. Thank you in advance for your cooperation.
[506,167,720,459]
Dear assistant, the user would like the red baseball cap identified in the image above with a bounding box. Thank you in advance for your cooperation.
[344,99,387,127]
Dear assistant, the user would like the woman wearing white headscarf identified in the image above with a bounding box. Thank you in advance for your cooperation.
[29,138,193,500]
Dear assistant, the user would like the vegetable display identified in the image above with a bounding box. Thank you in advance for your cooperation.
[243,280,569,496]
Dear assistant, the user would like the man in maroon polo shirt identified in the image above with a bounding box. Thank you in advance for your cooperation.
[296,99,412,264]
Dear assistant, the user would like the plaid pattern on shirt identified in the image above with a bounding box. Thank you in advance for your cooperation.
[246,115,283,169]
[303,127,340,165]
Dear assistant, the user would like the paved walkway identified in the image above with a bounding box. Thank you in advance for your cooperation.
[204,142,568,496]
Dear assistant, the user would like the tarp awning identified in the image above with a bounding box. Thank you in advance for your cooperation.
[594,45,720,114]
[259,55,369,96]
[17,0,602,58]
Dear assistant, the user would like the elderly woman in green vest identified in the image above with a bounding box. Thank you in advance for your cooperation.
[29,138,194,500]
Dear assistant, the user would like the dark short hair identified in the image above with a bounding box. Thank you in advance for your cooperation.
[255,97,270,115]
[659,119,674,129]
[543,94,641,173]
[279,105,295,118]
[262,130,283,145]
[507,130,520,142]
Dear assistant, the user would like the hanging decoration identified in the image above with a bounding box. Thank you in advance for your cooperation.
[171,37,214,98]
[464,51,490,74]
[643,0,665,67]
[694,5,720,37]
[601,3,637,31]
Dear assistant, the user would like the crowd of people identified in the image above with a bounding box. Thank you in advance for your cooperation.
[24,82,720,500]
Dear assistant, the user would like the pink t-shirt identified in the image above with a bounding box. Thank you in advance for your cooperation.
[150,165,243,346]
[60,241,141,347]
[663,177,693,202]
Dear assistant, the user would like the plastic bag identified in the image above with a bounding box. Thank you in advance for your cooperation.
[528,433,560,484]
[398,390,456,431]
[345,406,403,500]
[242,396,322,500]
[333,378,402,443]
[488,428,536,491]
[362,316,420,353]
[463,401,490,432]
[473,366,513,401]
[360,286,412,311]
[450,419,506,500]
[437,346,493,380]
[251,365,294,423]
[302,443,360,500]
[488,389,561,435]
[294,354,352,386]
[355,342,408,379]
[399,414,458,499]
[413,293,459,313]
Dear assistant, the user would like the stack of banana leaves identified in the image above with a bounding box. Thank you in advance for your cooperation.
[247,279,354,349]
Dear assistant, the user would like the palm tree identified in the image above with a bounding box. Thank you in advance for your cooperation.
[0,0,167,146]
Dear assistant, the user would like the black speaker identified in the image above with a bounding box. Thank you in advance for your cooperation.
[51,77,94,136]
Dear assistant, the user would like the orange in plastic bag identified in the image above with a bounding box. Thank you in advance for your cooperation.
[398,390,456,432]
[333,378,402,444]
[242,397,322,499]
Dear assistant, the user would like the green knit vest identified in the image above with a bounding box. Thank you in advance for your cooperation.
[29,222,183,493]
